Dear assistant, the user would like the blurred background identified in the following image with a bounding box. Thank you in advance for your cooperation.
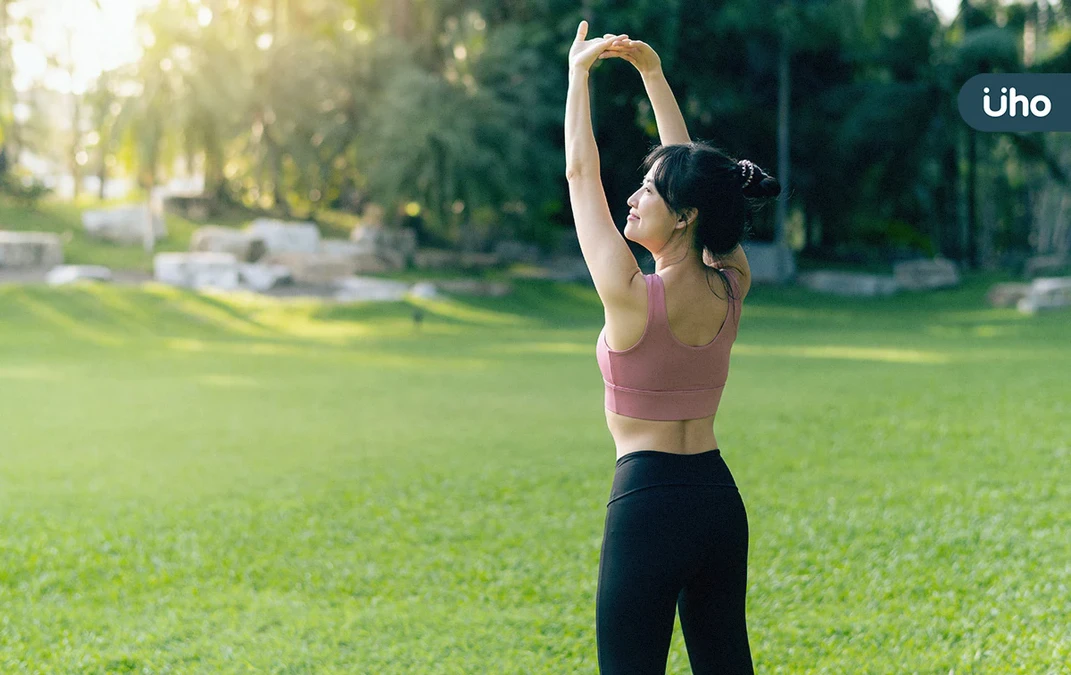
[0,0,1069,287]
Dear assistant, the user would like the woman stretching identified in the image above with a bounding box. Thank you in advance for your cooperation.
[565,22,782,674]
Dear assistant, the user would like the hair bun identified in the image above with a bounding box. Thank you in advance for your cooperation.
[737,159,781,199]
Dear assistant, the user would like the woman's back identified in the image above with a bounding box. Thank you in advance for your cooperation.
[598,265,748,460]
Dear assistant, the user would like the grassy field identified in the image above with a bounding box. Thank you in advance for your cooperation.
[1,273,1069,674]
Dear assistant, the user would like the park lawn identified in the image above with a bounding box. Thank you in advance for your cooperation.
[0,274,1068,674]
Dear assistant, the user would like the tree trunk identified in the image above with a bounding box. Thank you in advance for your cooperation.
[97,134,107,201]
[776,17,791,251]
[966,126,978,269]
[0,0,9,179]
[67,28,82,200]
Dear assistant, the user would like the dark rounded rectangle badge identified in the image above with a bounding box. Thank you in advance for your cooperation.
[958,74,1071,132]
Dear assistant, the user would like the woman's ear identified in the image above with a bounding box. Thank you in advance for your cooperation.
[680,207,698,227]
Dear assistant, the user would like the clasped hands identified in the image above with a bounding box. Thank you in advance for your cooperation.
[568,20,662,77]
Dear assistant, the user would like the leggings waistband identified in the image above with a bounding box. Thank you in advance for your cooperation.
[609,448,738,505]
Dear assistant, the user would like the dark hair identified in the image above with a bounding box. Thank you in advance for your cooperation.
[639,141,781,299]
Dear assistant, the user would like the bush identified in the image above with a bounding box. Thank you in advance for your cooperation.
[0,169,53,208]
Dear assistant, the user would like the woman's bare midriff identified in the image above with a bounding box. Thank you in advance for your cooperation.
[607,409,718,461]
[603,268,730,462]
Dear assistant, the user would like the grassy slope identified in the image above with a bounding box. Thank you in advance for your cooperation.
[1,275,1069,673]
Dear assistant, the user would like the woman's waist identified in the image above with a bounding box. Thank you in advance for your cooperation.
[608,448,739,503]
[606,409,717,456]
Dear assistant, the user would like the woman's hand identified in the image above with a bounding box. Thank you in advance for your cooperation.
[597,37,662,77]
[569,20,627,73]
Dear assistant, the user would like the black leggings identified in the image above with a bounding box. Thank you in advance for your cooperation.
[596,449,753,674]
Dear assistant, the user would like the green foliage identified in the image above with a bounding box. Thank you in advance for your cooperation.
[0,277,1069,672]
[855,214,936,256]
[11,0,1071,265]
[0,167,52,208]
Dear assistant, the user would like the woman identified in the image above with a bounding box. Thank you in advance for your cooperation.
[565,22,782,674]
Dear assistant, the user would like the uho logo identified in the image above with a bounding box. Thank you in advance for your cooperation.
[983,86,1052,118]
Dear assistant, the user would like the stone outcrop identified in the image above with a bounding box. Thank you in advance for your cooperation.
[0,231,64,268]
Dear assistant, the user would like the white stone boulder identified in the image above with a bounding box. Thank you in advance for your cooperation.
[738,242,796,284]
[190,226,267,262]
[237,263,292,292]
[435,279,513,297]
[408,281,440,299]
[245,218,320,254]
[260,251,355,285]
[414,248,461,270]
[894,257,960,290]
[493,240,543,264]
[46,265,112,285]
[320,239,372,257]
[1017,277,1071,314]
[1023,254,1071,279]
[82,205,166,246]
[154,252,240,290]
[334,276,412,302]
[798,271,899,297]
[0,231,64,268]
[459,252,501,269]
[987,282,1032,308]
[545,256,591,283]
[320,239,391,274]
[350,224,417,269]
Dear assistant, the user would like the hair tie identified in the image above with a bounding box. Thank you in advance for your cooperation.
[737,159,756,190]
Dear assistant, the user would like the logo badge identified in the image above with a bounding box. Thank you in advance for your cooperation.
[958,74,1071,132]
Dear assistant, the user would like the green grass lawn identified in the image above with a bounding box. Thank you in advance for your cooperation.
[1,274,1069,674]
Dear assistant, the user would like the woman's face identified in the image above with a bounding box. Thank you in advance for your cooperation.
[624,162,679,245]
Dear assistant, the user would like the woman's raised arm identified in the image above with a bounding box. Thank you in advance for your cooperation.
[564,22,627,178]
[601,39,690,146]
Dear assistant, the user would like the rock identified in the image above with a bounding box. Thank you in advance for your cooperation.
[493,240,543,264]
[798,271,899,296]
[320,239,372,257]
[545,256,591,283]
[245,218,320,254]
[894,257,961,290]
[319,239,392,273]
[0,231,64,268]
[260,251,355,285]
[190,226,267,262]
[237,263,292,292]
[738,242,796,284]
[46,265,112,285]
[409,281,439,299]
[459,252,501,269]
[82,205,166,246]
[414,248,460,270]
[509,256,592,283]
[154,252,241,290]
[1023,255,1071,279]
[987,282,1031,308]
[163,195,214,220]
[1017,277,1071,313]
[334,276,412,302]
[350,224,417,268]
[435,279,513,297]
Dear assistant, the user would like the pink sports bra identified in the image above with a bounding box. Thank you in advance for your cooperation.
[595,268,742,421]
